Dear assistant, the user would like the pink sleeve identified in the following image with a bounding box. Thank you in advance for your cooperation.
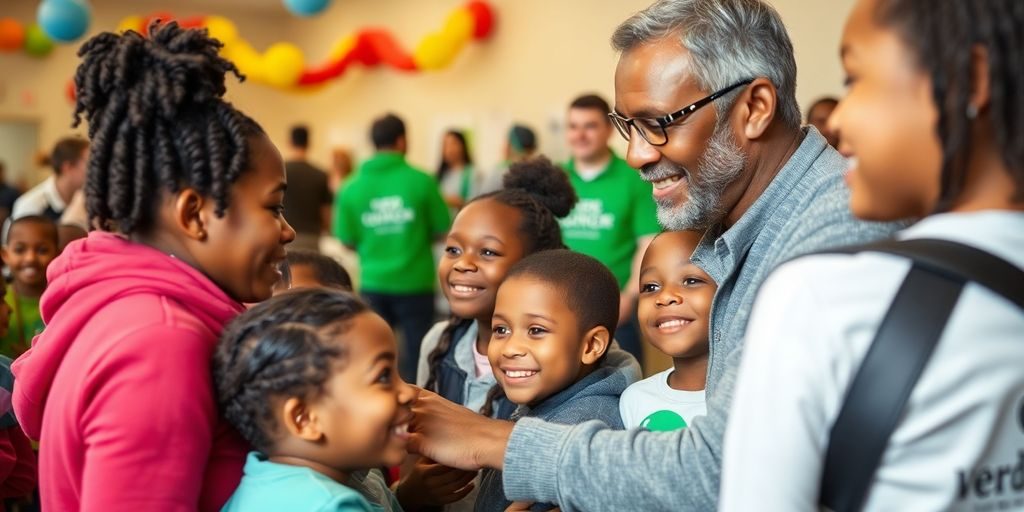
[79,324,219,511]
[0,426,37,500]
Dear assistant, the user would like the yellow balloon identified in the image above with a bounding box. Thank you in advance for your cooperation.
[223,41,263,79]
[262,42,305,88]
[413,32,463,70]
[443,9,474,44]
[204,16,238,45]
[116,16,143,34]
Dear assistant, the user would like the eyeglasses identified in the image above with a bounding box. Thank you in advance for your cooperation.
[608,79,755,146]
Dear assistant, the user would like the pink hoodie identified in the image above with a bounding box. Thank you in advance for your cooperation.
[12,232,249,511]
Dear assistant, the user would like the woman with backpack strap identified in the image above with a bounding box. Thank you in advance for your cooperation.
[721,0,1024,510]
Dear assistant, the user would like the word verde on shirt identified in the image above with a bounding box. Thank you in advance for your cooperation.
[561,199,615,238]
[362,196,415,233]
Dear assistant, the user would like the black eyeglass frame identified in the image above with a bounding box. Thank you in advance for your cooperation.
[608,78,755,146]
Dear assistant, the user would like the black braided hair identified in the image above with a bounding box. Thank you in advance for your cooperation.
[71,20,263,234]
[876,0,1024,208]
[213,289,369,452]
[424,156,578,417]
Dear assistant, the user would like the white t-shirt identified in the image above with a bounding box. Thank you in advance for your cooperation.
[11,176,65,219]
[619,368,707,431]
[721,211,1024,511]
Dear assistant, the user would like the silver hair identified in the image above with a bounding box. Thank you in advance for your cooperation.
[612,0,801,129]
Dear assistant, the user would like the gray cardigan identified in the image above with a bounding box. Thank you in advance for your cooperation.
[498,128,906,511]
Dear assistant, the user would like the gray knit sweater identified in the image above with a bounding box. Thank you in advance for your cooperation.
[499,128,905,511]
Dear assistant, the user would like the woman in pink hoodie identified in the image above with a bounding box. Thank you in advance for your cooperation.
[11,22,295,511]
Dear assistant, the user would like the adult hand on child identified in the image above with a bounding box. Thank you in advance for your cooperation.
[407,387,513,471]
[395,456,476,510]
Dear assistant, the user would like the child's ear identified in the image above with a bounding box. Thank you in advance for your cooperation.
[281,397,323,442]
[172,188,209,242]
[0,247,9,266]
[580,326,611,365]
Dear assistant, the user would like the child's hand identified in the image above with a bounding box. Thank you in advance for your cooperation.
[395,456,476,511]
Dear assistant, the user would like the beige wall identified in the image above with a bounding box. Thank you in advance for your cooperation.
[0,0,854,184]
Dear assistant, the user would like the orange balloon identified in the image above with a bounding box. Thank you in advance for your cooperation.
[0,18,26,52]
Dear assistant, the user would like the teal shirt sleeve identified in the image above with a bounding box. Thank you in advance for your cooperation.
[319,493,376,512]
[632,179,662,238]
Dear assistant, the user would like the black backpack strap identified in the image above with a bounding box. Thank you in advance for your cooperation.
[817,238,1024,512]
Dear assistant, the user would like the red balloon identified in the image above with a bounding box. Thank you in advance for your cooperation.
[465,1,495,39]
[0,18,26,52]
[66,79,76,104]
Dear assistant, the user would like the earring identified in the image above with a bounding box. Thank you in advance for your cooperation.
[966,104,979,120]
[197,229,207,241]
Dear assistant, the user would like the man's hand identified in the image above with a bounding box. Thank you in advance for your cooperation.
[407,388,513,471]
[395,457,476,511]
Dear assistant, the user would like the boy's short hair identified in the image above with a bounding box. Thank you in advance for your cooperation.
[286,250,353,291]
[50,137,89,176]
[370,113,406,149]
[570,94,613,120]
[506,249,619,337]
[5,215,59,247]
[290,125,310,149]
[508,125,537,153]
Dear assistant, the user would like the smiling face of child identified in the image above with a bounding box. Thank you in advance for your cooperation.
[2,220,59,295]
[439,198,527,322]
[489,276,594,407]
[307,311,416,469]
[637,231,715,360]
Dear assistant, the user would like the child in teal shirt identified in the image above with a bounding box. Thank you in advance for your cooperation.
[214,290,415,511]
[1,216,59,358]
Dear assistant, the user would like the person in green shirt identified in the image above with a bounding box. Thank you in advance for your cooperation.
[560,94,661,361]
[334,113,451,381]
[1,215,59,358]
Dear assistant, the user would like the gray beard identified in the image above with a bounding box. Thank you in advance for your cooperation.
[644,124,746,231]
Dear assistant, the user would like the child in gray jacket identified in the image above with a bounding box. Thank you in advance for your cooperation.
[474,250,640,512]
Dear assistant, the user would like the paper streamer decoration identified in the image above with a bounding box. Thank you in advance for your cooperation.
[114,1,496,91]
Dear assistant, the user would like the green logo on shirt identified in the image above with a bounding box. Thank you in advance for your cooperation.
[561,199,615,237]
[362,196,414,232]
[640,410,688,432]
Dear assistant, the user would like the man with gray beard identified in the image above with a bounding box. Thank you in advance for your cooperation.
[407,0,903,510]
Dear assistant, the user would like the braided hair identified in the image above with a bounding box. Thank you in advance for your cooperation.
[71,20,262,234]
[875,0,1024,208]
[213,289,368,452]
[424,156,578,417]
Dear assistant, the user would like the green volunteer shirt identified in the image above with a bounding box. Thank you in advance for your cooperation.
[334,152,451,294]
[560,151,661,288]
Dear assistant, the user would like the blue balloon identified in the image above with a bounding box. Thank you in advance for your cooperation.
[283,0,331,17]
[37,0,91,43]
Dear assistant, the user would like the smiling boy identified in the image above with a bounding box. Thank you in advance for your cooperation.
[474,249,640,512]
